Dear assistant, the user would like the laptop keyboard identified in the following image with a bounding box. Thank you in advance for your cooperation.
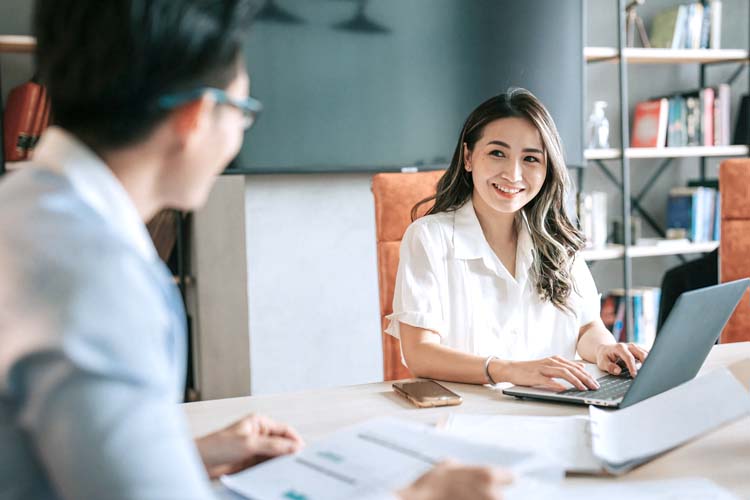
[560,369,633,401]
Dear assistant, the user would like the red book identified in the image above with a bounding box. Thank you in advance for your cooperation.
[3,81,43,161]
[631,98,669,148]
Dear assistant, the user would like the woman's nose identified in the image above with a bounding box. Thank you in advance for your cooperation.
[500,157,523,182]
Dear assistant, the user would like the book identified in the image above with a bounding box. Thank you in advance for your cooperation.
[667,187,699,241]
[700,87,715,147]
[717,83,731,146]
[673,5,689,49]
[666,186,718,242]
[710,0,722,49]
[699,1,711,49]
[687,2,704,49]
[631,99,668,148]
[733,94,749,145]
[649,6,682,49]
[666,96,687,147]
[714,194,721,241]
[577,191,607,249]
[684,94,701,146]
[2,81,44,161]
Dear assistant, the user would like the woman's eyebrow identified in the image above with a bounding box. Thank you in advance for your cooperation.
[487,140,543,154]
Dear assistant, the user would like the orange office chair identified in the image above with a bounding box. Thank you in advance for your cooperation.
[719,159,750,343]
[371,170,445,381]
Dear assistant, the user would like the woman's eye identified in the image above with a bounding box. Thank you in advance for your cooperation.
[489,150,505,158]
[525,155,540,163]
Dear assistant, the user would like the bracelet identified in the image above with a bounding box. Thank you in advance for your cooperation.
[484,355,498,385]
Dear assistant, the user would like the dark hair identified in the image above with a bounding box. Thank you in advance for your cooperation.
[413,88,585,311]
[33,0,257,150]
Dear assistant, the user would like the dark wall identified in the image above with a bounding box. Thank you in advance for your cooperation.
[236,0,584,173]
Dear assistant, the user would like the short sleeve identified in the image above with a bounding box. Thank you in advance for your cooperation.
[385,221,446,339]
[571,254,601,328]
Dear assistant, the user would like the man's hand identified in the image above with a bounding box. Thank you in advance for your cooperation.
[397,461,513,500]
[195,413,304,479]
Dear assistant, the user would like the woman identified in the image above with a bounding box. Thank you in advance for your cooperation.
[387,89,646,391]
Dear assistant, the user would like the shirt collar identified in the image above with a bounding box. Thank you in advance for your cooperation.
[33,127,158,262]
[451,198,535,282]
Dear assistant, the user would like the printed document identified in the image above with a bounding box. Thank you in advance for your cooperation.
[221,417,563,500]
[446,366,750,474]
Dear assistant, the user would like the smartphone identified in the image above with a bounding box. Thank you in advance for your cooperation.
[392,380,463,408]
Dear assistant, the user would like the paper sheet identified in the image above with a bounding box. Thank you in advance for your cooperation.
[504,477,739,500]
[590,367,750,467]
[220,417,563,500]
[447,367,750,475]
[444,414,602,473]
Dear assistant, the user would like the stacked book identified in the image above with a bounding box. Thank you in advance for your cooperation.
[2,80,52,162]
[631,84,731,148]
[601,288,661,348]
[576,191,608,249]
[649,0,722,50]
[666,186,720,242]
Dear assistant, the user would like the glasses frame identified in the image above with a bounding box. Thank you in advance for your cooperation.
[157,87,263,130]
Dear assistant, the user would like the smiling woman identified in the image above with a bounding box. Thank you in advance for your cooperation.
[388,88,648,392]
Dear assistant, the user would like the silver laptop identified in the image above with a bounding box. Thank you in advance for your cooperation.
[502,278,749,409]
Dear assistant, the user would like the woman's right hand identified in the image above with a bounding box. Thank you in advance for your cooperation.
[492,356,600,392]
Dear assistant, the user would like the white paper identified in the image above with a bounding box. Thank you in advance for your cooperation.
[504,477,739,500]
[447,367,750,475]
[590,367,750,466]
[444,414,602,473]
[220,417,563,500]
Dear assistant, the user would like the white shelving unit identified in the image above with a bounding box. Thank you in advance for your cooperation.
[581,1,748,341]
[585,145,749,160]
[581,241,720,262]
[584,46,749,64]
[0,35,35,53]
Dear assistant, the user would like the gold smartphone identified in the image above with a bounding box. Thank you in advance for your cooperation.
[392,380,463,408]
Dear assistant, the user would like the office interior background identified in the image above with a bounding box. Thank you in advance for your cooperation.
[1,0,747,400]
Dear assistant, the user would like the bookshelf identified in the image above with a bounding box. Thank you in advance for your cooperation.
[581,241,720,261]
[584,145,749,160]
[582,0,749,339]
[585,46,749,64]
[0,35,35,53]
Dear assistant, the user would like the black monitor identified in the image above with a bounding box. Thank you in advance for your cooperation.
[230,0,584,174]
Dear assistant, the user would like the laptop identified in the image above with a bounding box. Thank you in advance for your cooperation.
[502,278,749,409]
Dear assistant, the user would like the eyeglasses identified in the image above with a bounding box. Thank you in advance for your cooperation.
[157,87,263,130]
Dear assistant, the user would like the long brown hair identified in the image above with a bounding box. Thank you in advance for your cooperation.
[413,88,585,311]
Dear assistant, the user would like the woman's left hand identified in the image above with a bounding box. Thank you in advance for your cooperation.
[595,342,648,377]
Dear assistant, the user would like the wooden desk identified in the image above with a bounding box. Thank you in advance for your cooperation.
[184,342,750,496]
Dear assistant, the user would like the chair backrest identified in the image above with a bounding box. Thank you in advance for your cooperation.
[371,170,445,381]
[719,159,750,343]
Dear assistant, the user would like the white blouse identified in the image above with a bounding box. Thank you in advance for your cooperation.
[385,199,601,361]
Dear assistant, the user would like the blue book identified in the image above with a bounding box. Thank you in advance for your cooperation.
[667,187,699,241]
[633,293,643,344]
[714,194,721,241]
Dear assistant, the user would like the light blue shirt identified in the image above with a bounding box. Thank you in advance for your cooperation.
[0,128,215,499]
